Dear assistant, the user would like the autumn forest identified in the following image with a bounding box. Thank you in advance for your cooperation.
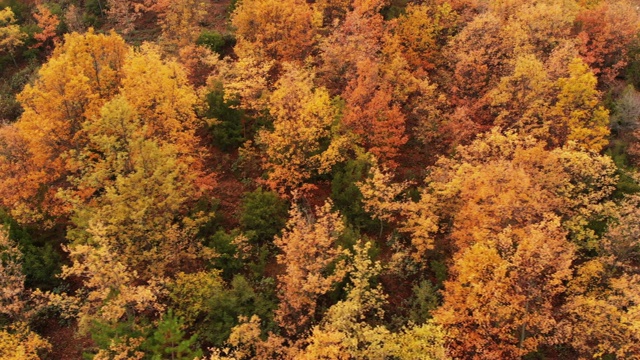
[1,0,640,358]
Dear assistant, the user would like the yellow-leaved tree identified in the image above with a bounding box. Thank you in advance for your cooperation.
[488,54,610,150]
[60,222,165,334]
[258,64,347,195]
[0,31,213,262]
[551,57,610,151]
[157,0,208,50]
[0,7,26,67]
[0,32,215,351]
[64,95,211,280]
[301,241,449,360]
[557,193,640,358]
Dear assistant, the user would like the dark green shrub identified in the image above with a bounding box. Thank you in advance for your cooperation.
[606,140,640,198]
[142,310,203,360]
[82,0,105,28]
[86,318,149,359]
[196,30,225,53]
[625,34,640,88]
[227,0,240,16]
[381,0,408,19]
[85,0,105,17]
[206,230,245,279]
[0,91,21,121]
[330,157,376,230]
[198,275,277,346]
[0,210,61,289]
[239,188,288,243]
[205,82,245,151]
[430,259,448,285]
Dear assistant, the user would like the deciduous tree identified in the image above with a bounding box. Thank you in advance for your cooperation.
[302,241,448,360]
[0,7,26,67]
[32,4,59,51]
[427,130,616,251]
[231,0,319,62]
[511,1,577,59]
[342,59,407,167]
[319,1,385,93]
[0,31,213,232]
[0,30,129,224]
[64,96,211,279]
[157,0,208,50]
[488,54,554,141]
[0,322,51,360]
[361,130,617,260]
[556,195,640,358]
[106,0,151,34]
[61,222,165,332]
[0,227,51,359]
[575,0,640,82]
[434,218,575,359]
[388,2,457,73]
[258,64,346,195]
[274,200,348,336]
[551,57,610,151]
[0,226,26,320]
[446,12,515,116]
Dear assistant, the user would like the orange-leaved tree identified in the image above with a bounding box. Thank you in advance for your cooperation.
[32,4,59,51]
[426,129,616,252]
[434,217,575,359]
[318,0,385,94]
[342,58,407,168]
[0,30,129,225]
[231,0,320,63]
[274,200,348,337]
[575,0,640,83]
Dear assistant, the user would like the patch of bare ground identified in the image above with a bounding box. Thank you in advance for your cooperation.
[206,143,248,228]
[40,319,93,360]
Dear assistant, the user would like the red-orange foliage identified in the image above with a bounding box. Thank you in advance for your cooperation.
[231,0,319,62]
[446,12,514,126]
[575,1,640,83]
[319,3,385,93]
[342,59,407,168]
[32,4,59,50]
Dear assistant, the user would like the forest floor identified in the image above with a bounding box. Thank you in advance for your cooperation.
[41,319,93,360]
